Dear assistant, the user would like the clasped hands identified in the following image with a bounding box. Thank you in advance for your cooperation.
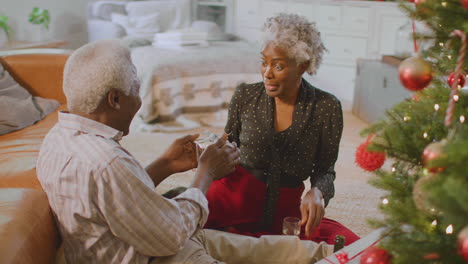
[160,133,240,179]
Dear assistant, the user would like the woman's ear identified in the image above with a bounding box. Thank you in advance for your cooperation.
[299,61,310,76]
[107,90,121,110]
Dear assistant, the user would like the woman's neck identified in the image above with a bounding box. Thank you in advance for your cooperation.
[274,79,302,106]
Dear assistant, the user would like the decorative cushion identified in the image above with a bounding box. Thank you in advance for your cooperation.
[0,64,60,135]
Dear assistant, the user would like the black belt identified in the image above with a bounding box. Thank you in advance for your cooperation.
[246,168,303,188]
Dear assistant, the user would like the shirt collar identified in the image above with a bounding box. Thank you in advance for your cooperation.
[58,111,124,141]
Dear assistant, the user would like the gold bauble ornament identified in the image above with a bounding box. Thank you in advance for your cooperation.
[422,140,447,173]
[398,55,433,91]
[413,173,440,215]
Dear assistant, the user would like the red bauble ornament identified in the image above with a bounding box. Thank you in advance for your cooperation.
[399,56,433,91]
[360,246,392,264]
[458,226,468,262]
[356,140,386,172]
[408,0,415,2]
[422,141,447,173]
[462,0,468,11]
[447,72,466,88]
[414,0,426,5]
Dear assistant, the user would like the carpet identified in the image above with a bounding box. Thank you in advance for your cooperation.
[121,111,385,237]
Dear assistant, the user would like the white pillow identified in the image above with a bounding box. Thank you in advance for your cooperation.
[125,0,191,32]
[191,20,227,41]
[111,13,130,32]
[111,12,161,38]
[126,0,173,17]
[129,13,161,32]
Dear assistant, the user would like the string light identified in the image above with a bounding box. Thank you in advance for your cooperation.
[439,42,444,47]
[404,116,410,122]
[446,224,453,234]
[434,104,440,111]
[442,1,447,7]
[453,95,459,102]
[448,55,452,60]
[391,167,396,172]
[460,115,465,123]
[431,220,438,226]
[423,132,428,139]
[382,198,389,205]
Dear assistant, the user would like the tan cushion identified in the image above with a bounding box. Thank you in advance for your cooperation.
[0,188,60,264]
[0,105,66,189]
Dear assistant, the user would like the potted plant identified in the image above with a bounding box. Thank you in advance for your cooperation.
[0,15,12,46]
[28,7,50,41]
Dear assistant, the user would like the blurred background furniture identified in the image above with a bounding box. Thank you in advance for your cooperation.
[352,59,411,123]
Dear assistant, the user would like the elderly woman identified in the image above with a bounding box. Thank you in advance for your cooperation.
[205,13,359,245]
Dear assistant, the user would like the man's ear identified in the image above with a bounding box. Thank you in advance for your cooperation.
[107,90,121,110]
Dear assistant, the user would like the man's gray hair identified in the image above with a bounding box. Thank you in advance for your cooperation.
[261,13,326,75]
[63,39,134,114]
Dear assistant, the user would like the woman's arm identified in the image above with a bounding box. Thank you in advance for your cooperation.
[311,97,343,207]
[224,84,245,146]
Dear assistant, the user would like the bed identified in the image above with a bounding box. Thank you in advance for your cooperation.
[131,40,262,131]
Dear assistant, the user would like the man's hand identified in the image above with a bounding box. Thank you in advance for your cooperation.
[191,137,241,194]
[300,187,325,238]
[161,134,199,174]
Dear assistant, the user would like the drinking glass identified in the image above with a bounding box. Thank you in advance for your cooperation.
[282,217,301,236]
[195,130,220,160]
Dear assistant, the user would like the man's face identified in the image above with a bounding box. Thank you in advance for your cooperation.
[119,64,142,136]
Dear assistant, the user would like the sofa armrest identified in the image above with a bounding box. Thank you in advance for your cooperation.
[0,188,60,264]
[0,53,70,104]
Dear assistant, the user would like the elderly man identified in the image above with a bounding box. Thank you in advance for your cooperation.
[37,40,334,264]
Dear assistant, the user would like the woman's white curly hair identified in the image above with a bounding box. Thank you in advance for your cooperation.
[63,39,135,114]
[261,13,326,76]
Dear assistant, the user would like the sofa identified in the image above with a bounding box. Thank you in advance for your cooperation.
[0,52,70,264]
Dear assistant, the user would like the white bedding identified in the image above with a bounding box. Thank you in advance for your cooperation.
[131,41,261,126]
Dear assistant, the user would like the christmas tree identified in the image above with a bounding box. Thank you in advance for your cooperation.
[355,0,468,263]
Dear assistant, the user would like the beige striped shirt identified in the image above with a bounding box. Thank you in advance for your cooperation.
[37,112,208,264]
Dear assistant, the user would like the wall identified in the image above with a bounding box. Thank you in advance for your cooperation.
[1,0,89,49]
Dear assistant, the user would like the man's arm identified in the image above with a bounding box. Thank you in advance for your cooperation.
[145,156,173,187]
[145,134,199,187]
[97,156,208,257]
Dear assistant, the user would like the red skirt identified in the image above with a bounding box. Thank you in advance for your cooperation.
[205,166,359,245]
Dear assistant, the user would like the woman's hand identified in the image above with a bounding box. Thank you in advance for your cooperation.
[300,187,325,238]
[198,137,240,180]
[161,134,199,174]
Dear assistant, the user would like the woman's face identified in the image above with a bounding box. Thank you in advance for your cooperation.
[260,43,304,98]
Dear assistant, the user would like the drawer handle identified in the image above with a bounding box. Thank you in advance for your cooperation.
[248,10,254,15]
[344,48,352,54]
[328,17,337,21]
[355,18,366,23]
[383,77,387,88]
